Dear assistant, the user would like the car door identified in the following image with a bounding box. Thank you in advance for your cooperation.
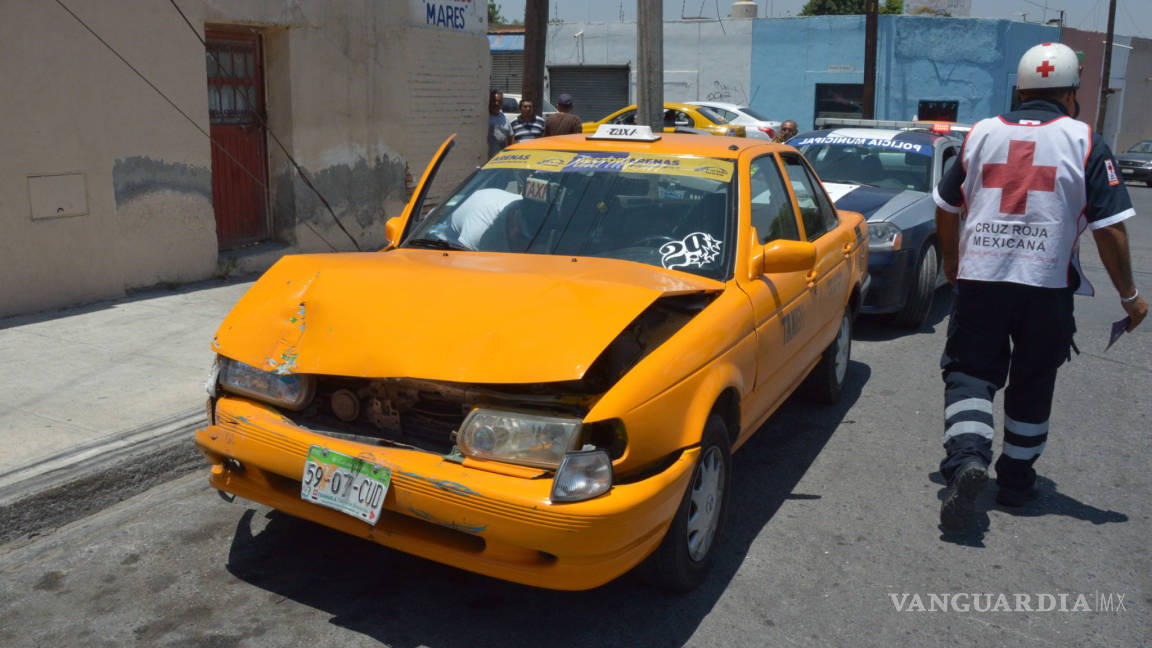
[779,152,856,351]
[735,152,818,439]
[384,135,455,248]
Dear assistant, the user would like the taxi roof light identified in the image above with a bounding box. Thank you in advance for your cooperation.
[588,124,661,142]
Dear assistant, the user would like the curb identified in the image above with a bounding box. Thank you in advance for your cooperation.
[0,409,207,545]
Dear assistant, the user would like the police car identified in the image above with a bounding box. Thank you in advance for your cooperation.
[197,125,868,592]
[791,119,964,327]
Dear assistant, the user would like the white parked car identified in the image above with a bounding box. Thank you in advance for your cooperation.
[688,101,781,140]
[501,93,558,121]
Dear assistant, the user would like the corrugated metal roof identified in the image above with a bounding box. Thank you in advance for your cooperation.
[488,33,524,51]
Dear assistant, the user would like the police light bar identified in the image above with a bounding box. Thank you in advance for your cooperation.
[587,124,661,142]
[930,123,952,134]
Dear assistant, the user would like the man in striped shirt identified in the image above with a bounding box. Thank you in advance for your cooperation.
[510,98,546,143]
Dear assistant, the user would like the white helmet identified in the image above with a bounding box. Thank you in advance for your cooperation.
[1017,42,1080,90]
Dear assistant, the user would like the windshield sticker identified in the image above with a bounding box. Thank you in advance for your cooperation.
[523,177,550,202]
[793,136,930,156]
[660,232,723,270]
[483,150,734,181]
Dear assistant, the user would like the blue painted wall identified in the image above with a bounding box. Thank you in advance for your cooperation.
[751,16,1059,131]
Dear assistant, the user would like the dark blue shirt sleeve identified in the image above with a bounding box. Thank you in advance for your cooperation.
[1084,134,1135,228]
[932,143,967,212]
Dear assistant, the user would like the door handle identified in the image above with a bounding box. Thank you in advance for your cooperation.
[843,242,855,255]
[805,270,818,284]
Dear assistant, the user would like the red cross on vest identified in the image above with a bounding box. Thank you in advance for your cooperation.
[982,140,1057,215]
[1036,59,1055,77]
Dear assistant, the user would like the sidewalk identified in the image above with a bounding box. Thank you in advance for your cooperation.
[0,277,255,539]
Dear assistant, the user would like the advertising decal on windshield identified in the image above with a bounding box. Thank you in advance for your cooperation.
[485,150,734,181]
[660,232,723,270]
[792,136,930,156]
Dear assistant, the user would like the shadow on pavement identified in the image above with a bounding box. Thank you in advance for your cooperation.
[853,286,953,342]
[222,361,871,648]
[930,472,1128,546]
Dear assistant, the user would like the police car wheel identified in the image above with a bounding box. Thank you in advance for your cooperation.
[893,243,938,328]
[639,413,731,592]
[803,308,852,404]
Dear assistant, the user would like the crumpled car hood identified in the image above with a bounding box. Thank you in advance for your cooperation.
[213,250,723,384]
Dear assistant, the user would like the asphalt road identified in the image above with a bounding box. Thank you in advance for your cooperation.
[1,189,1149,647]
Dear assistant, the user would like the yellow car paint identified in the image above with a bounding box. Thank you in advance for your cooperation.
[197,132,868,591]
[581,102,747,137]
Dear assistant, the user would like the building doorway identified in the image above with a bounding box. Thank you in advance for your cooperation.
[205,28,269,249]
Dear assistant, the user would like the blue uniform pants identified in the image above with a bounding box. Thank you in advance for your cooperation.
[939,280,1076,491]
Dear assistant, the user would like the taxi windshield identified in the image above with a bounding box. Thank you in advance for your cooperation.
[794,135,933,192]
[403,150,736,280]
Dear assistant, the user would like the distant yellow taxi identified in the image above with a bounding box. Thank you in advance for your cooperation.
[196,125,867,591]
[582,102,747,137]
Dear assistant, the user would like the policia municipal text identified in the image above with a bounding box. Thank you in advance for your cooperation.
[932,42,1149,531]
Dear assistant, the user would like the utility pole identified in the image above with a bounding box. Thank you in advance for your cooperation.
[1096,0,1117,133]
[523,0,549,119]
[862,0,878,119]
[637,0,663,128]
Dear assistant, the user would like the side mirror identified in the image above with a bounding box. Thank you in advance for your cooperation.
[747,228,765,278]
[384,216,404,249]
[761,239,817,274]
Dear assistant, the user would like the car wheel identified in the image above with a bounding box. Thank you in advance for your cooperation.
[803,308,852,404]
[640,413,731,592]
[892,243,938,329]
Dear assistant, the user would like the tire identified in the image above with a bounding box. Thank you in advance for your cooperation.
[640,414,731,592]
[803,308,852,404]
[892,243,938,329]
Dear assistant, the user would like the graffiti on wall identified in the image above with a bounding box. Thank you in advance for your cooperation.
[705,80,749,105]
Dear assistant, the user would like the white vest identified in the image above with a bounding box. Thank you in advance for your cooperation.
[959,114,1093,294]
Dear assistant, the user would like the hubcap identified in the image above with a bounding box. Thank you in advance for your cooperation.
[686,446,725,561]
[833,314,850,384]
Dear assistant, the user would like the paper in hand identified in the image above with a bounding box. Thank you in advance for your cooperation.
[1106,317,1131,351]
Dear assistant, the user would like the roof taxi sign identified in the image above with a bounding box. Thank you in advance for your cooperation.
[588,124,661,142]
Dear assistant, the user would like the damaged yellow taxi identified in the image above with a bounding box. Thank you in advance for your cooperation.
[196,125,868,591]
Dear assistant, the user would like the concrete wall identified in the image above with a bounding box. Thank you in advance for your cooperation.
[544,20,754,110]
[1117,37,1152,152]
[751,15,1059,131]
[0,0,488,318]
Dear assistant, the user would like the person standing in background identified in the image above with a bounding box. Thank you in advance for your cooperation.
[510,98,546,143]
[772,120,798,143]
[544,93,582,136]
[488,89,512,159]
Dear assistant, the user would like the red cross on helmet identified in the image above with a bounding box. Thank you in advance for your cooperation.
[1017,42,1080,90]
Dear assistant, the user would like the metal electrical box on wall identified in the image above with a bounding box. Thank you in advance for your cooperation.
[28,173,88,220]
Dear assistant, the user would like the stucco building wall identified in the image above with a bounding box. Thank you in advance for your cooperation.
[0,0,487,318]
[544,20,753,116]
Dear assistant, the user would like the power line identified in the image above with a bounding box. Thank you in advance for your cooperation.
[167,0,360,251]
[51,0,349,253]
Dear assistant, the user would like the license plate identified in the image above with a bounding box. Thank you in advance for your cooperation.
[1122,168,1133,175]
[301,445,390,524]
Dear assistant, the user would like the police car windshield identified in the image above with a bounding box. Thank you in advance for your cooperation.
[403,150,736,280]
[794,134,934,192]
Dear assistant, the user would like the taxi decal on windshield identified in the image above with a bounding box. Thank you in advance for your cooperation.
[484,150,734,181]
[659,232,723,270]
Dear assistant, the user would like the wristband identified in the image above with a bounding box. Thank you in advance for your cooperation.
[1121,288,1139,304]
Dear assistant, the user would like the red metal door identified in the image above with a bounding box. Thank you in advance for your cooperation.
[206,29,268,249]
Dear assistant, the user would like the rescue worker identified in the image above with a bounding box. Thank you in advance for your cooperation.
[933,42,1148,531]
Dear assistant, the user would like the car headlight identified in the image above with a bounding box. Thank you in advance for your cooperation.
[457,408,582,469]
[216,356,316,411]
[551,450,613,503]
[867,222,903,250]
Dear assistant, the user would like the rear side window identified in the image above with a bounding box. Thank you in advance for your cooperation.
[749,155,800,243]
[781,155,839,240]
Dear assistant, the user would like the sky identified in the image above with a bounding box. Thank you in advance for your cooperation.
[492,0,1152,38]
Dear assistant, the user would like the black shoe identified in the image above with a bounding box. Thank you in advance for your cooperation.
[996,485,1039,507]
[940,462,988,531]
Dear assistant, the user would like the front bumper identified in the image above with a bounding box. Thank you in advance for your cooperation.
[1118,165,1152,183]
[196,396,697,591]
[860,248,914,314]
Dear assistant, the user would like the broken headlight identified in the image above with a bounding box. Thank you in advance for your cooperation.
[216,356,315,411]
[457,408,582,469]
